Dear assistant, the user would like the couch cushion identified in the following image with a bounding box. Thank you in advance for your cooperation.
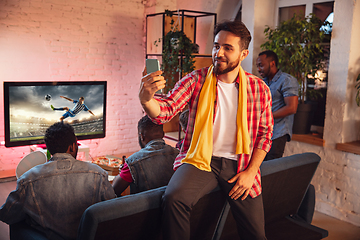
[216,153,326,240]
[77,186,166,240]
[77,185,227,240]
[261,153,320,223]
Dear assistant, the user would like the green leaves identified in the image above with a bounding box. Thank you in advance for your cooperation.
[160,10,196,93]
[161,30,196,93]
[261,13,331,103]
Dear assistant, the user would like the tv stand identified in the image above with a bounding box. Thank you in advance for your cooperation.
[30,142,90,161]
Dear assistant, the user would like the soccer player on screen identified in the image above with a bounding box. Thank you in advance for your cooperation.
[51,96,95,121]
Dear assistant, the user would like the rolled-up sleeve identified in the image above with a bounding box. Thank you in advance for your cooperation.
[254,82,273,152]
[282,75,299,98]
[150,71,198,124]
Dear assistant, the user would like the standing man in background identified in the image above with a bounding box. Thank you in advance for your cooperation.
[256,50,299,160]
[139,20,273,240]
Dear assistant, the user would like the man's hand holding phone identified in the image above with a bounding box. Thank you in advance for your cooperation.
[138,59,165,118]
[140,70,165,102]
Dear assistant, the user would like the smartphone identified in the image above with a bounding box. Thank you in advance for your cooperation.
[146,59,163,94]
[146,59,160,74]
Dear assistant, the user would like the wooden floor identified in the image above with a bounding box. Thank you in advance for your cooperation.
[0,179,359,240]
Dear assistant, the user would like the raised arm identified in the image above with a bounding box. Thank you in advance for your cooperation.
[60,96,73,102]
[139,69,166,118]
[88,109,95,116]
[273,75,299,119]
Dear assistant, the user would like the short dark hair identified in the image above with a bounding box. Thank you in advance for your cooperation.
[214,20,252,50]
[179,109,189,131]
[138,115,163,136]
[44,122,77,155]
[259,50,279,68]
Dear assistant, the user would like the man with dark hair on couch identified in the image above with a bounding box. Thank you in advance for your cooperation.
[112,115,179,196]
[0,122,115,239]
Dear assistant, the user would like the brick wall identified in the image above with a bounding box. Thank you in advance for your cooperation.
[2,0,358,229]
[283,1,360,227]
[0,0,146,175]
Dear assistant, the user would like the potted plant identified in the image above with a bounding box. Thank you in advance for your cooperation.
[261,13,331,134]
[155,10,198,93]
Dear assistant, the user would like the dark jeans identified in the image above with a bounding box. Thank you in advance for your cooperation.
[161,157,267,240]
[264,134,288,161]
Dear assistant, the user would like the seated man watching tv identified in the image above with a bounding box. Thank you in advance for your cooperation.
[0,122,115,239]
[113,115,179,196]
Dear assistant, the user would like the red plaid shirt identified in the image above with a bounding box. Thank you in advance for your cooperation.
[151,67,273,197]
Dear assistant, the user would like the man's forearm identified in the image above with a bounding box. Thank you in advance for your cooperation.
[272,106,293,119]
[228,148,267,200]
[60,96,72,102]
[246,148,267,176]
[141,98,161,118]
[273,95,298,119]
[112,176,131,197]
[272,105,297,119]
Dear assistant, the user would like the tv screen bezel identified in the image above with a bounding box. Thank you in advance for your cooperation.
[3,81,107,148]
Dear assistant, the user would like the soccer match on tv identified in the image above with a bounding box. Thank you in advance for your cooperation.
[6,83,106,145]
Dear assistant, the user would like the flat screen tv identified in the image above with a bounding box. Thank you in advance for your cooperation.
[4,81,107,147]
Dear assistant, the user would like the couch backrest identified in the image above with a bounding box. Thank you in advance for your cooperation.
[77,186,165,240]
[261,152,320,223]
[77,153,321,240]
[216,152,322,240]
[77,185,227,240]
[12,153,323,240]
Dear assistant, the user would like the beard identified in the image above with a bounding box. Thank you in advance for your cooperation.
[138,135,145,149]
[213,56,240,76]
[260,63,271,78]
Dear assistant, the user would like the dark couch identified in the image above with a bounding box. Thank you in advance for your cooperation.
[215,152,328,240]
[10,152,328,240]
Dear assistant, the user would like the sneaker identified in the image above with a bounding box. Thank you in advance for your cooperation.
[51,105,55,110]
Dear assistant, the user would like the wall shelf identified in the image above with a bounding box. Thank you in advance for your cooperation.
[292,133,325,147]
[146,9,217,57]
[336,141,360,155]
[146,9,216,80]
[292,135,360,155]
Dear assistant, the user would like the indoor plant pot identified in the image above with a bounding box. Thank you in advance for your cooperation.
[292,102,317,134]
